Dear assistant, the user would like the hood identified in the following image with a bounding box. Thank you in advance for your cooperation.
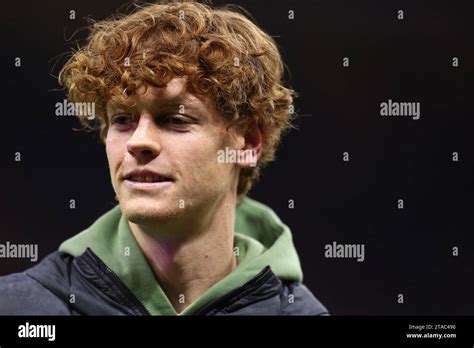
[59,196,303,315]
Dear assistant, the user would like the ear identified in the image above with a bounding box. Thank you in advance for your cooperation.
[235,120,264,169]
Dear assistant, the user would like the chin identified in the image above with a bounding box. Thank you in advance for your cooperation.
[119,198,180,224]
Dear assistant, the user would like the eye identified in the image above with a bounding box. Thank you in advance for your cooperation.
[158,115,192,130]
[167,116,188,125]
[111,114,135,125]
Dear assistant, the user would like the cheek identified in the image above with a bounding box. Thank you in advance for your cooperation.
[181,132,233,183]
[105,134,125,174]
[105,140,115,168]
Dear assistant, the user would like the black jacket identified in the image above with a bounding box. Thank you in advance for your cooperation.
[0,248,329,316]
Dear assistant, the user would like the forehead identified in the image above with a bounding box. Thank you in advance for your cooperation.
[106,76,212,113]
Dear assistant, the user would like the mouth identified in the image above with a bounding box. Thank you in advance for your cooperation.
[126,175,172,183]
[122,171,174,190]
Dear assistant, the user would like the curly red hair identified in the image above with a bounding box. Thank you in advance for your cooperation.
[59,0,296,201]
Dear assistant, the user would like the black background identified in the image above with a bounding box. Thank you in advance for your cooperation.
[1,0,473,315]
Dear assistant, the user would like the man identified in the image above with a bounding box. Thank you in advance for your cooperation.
[0,0,328,315]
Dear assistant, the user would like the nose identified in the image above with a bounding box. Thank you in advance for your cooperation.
[126,116,161,160]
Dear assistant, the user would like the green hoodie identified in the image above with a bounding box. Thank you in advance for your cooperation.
[59,197,303,315]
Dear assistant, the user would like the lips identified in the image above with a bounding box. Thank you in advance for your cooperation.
[122,170,174,183]
[128,175,169,183]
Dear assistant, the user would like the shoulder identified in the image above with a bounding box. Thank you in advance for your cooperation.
[280,281,329,315]
[0,252,73,315]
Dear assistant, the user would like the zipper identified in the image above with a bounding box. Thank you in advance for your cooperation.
[193,265,275,315]
[81,248,276,316]
[82,248,151,316]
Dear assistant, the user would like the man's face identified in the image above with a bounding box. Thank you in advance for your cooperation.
[105,77,242,225]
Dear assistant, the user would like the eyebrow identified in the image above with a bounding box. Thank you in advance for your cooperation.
[155,96,203,112]
[107,95,205,115]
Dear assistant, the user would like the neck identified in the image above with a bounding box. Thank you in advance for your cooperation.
[128,194,238,313]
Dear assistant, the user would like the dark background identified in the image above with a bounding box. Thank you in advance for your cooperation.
[1,0,473,315]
